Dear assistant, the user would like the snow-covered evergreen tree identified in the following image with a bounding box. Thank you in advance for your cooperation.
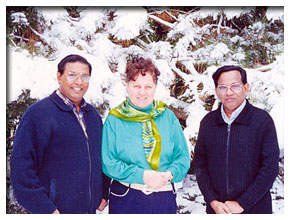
[6,6,284,213]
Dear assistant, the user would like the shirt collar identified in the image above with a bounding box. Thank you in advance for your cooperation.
[56,89,87,111]
[221,99,246,125]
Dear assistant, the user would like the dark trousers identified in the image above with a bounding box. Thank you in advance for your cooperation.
[109,180,177,214]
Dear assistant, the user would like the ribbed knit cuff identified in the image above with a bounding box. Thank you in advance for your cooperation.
[205,194,219,205]
[167,167,176,182]
[134,167,145,184]
[237,196,254,211]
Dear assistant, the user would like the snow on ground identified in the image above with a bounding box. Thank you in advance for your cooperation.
[177,174,284,214]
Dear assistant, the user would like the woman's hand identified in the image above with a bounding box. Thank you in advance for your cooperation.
[160,171,173,182]
[143,170,168,189]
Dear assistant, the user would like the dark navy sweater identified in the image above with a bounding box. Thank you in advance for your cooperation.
[194,100,279,214]
[10,91,104,213]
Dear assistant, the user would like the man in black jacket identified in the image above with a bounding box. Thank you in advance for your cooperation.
[194,65,279,214]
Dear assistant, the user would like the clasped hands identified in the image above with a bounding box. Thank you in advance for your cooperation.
[143,170,173,189]
[53,170,171,214]
[210,200,244,214]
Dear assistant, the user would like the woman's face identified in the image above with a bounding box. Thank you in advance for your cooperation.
[126,72,157,108]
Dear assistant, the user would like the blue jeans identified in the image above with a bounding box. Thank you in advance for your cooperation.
[109,180,177,214]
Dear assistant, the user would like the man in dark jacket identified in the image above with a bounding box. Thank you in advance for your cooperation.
[10,54,109,214]
[194,65,279,214]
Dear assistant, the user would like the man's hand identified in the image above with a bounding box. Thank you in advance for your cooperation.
[97,198,108,212]
[225,201,244,214]
[143,170,168,189]
[210,200,232,214]
[52,209,60,214]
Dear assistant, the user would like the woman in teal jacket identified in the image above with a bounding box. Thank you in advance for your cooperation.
[101,57,190,214]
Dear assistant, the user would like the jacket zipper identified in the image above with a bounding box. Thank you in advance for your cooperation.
[226,124,231,199]
[86,139,92,213]
[84,131,92,213]
[79,112,92,213]
[71,108,92,213]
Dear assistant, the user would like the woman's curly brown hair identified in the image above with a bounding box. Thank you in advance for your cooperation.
[125,57,160,84]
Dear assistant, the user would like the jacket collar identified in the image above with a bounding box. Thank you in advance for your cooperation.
[212,99,252,126]
[49,90,92,112]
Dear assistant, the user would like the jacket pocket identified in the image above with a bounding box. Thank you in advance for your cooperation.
[49,179,56,202]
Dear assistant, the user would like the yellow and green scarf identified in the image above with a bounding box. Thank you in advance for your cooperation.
[109,99,167,171]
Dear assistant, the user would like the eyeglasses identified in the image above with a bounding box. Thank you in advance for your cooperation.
[217,83,242,94]
[66,71,91,83]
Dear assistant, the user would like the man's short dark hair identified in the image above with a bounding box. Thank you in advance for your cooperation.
[57,54,92,75]
[212,65,247,87]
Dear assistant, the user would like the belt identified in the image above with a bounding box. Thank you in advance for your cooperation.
[119,181,173,195]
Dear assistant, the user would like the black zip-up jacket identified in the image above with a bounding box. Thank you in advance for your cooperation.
[194,100,279,214]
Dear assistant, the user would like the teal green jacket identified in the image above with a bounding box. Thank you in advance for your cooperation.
[101,102,190,184]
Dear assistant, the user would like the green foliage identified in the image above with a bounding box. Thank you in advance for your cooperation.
[7,7,39,52]
[6,89,37,214]
[6,89,37,155]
